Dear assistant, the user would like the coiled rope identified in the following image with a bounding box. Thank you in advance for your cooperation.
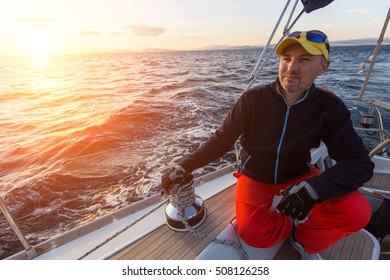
[78,0,309,260]
[78,181,248,260]
[171,179,249,260]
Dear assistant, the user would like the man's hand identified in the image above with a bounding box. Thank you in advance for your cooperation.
[161,165,192,196]
[276,181,319,220]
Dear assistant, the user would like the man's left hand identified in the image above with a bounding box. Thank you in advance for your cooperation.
[276,181,319,220]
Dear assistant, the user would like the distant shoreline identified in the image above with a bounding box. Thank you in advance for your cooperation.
[1,38,389,58]
[142,37,390,53]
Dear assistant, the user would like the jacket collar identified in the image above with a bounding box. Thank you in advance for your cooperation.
[272,79,317,105]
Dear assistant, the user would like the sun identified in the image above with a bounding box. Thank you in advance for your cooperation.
[25,28,53,57]
[10,22,56,57]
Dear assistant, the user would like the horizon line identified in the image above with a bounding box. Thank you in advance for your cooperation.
[1,37,389,59]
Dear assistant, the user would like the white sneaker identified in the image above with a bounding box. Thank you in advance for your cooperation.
[289,234,323,260]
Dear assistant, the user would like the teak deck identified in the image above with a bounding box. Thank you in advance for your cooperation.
[364,172,390,191]
[110,182,378,260]
[111,184,237,260]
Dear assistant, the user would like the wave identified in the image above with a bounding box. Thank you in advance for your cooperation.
[0,46,389,259]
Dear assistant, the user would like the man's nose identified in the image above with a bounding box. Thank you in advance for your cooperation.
[287,58,299,70]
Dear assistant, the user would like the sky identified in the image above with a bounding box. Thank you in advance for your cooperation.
[0,0,389,57]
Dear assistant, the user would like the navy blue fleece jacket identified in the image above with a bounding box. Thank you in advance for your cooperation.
[178,79,374,202]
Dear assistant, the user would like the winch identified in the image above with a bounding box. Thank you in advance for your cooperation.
[164,175,207,231]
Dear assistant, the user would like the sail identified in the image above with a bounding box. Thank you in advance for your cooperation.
[301,0,334,13]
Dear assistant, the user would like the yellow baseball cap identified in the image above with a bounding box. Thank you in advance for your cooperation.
[276,30,330,60]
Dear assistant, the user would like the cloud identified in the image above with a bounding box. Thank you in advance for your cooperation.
[78,30,101,36]
[110,31,126,36]
[346,9,370,14]
[124,25,165,36]
[5,16,52,27]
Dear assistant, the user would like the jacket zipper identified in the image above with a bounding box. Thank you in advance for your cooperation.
[273,88,309,184]
[274,106,291,184]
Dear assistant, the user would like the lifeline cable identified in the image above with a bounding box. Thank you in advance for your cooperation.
[79,0,315,260]
[77,198,168,260]
[246,0,304,91]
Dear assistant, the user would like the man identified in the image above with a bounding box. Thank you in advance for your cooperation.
[161,30,374,260]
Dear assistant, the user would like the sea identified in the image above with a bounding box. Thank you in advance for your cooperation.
[1,45,389,259]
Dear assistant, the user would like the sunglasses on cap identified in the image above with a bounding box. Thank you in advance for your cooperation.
[288,30,330,53]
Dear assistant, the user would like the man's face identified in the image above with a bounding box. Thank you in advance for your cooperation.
[278,43,329,95]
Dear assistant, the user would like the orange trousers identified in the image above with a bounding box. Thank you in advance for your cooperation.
[234,169,372,253]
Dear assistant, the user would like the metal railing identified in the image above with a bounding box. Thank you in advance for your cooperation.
[345,97,389,157]
[0,196,37,259]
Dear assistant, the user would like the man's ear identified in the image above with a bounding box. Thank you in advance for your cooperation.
[319,59,330,76]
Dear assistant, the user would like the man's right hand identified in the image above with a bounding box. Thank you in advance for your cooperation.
[161,165,192,196]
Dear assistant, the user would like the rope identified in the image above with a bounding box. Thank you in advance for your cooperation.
[169,179,197,210]
[172,180,249,260]
[80,0,312,260]
[77,180,248,260]
[358,7,390,100]
[78,181,249,260]
[246,0,293,91]
[77,198,168,260]
[246,0,304,91]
